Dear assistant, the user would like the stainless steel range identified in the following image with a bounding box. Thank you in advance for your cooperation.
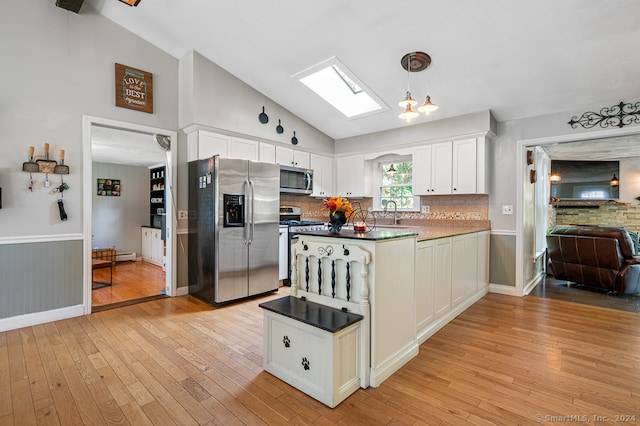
[280,206,325,284]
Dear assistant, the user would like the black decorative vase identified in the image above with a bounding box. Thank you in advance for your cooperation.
[328,210,347,234]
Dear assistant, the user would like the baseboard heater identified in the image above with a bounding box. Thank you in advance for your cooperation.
[116,252,136,262]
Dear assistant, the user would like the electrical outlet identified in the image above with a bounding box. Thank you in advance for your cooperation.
[502,205,514,215]
[178,210,188,220]
[421,205,430,214]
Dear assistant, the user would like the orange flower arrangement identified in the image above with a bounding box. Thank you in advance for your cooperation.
[321,196,354,218]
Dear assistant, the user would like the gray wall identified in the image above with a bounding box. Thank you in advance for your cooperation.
[0,241,82,319]
[92,162,149,255]
[0,2,178,319]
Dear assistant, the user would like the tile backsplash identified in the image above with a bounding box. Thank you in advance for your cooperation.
[280,193,489,226]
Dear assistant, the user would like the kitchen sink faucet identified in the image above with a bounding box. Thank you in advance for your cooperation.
[384,200,398,225]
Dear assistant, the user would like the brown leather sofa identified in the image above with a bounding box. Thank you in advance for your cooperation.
[546,226,640,294]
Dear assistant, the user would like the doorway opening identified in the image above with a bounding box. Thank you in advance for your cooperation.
[82,116,177,313]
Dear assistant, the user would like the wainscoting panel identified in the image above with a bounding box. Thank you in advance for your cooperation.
[489,232,516,287]
[0,240,83,319]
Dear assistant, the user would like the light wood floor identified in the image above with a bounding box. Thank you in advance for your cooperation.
[1,290,639,425]
[92,261,166,308]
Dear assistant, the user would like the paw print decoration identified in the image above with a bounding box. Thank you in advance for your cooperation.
[301,357,310,371]
[282,336,290,348]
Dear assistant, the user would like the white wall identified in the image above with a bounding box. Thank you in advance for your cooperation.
[0,1,178,325]
[0,2,178,239]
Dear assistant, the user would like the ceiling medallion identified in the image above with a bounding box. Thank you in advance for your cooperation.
[400,52,431,72]
[568,101,640,129]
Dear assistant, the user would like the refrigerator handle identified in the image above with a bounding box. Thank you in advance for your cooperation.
[243,179,250,245]
[249,179,255,244]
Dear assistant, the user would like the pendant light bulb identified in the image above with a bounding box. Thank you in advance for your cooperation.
[418,95,439,114]
[398,103,419,122]
[398,91,417,108]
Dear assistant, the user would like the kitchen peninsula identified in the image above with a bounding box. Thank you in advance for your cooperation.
[292,223,490,383]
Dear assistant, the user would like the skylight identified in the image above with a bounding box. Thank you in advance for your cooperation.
[293,57,388,118]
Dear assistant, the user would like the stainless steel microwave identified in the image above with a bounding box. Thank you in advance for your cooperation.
[279,165,313,194]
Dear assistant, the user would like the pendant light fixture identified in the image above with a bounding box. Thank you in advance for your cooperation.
[387,164,398,176]
[610,174,619,186]
[398,52,438,122]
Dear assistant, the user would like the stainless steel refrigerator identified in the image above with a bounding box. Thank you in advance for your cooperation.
[188,156,280,305]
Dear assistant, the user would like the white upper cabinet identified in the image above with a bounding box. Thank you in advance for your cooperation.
[413,137,487,195]
[335,154,366,198]
[452,138,477,194]
[276,146,310,169]
[310,153,333,198]
[259,142,276,164]
[187,130,230,161]
[431,142,453,194]
[230,137,259,161]
[413,142,452,195]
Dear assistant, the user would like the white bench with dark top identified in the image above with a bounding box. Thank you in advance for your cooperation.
[259,240,371,408]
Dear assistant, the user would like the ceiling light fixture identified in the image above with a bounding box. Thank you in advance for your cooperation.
[398,52,438,122]
[118,0,141,6]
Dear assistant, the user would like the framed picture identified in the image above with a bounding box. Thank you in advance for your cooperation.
[97,178,121,196]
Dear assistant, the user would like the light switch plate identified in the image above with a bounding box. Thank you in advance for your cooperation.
[178,210,188,220]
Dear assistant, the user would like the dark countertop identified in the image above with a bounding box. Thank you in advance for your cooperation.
[259,296,363,333]
[294,229,418,241]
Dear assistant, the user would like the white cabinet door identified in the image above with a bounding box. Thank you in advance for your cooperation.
[335,155,365,197]
[451,233,478,307]
[452,138,477,194]
[294,150,310,169]
[412,145,432,195]
[415,240,436,333]
[141,228,152,261]
[279,226,288,280]
[276,147,310,168]
[275,146,294,166]
[151,228,164,266]
[198,131,229,159]
[259,142,276,164]
[433,237,452,319]
[431,142,452,194]
[230,137,259,161]
[310,153,333,197]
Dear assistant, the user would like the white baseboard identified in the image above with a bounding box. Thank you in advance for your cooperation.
[523,272,544,295]
[489,283,520,296]
[369,341,420,388]
[0,304,84,332]
[175,286,189,296]
[417,287,488,345]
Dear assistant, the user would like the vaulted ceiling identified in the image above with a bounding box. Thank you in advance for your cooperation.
[85,0,640,143]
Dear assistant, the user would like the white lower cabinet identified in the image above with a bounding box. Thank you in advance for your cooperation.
[433,237,452,318]
[263,310,361,408]
[141,227,164,267]
[451,232,478,307]
[415,231,489,344]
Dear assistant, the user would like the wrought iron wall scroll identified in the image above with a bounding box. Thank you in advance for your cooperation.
[568,101,640,129]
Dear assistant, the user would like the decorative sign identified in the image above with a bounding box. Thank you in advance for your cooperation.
[115,63,153,114]
[97,178,120,196]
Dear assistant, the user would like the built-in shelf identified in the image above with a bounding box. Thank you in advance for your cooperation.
[150,166,165,228]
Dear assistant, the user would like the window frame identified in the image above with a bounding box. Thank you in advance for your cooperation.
[372,155,421,212]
